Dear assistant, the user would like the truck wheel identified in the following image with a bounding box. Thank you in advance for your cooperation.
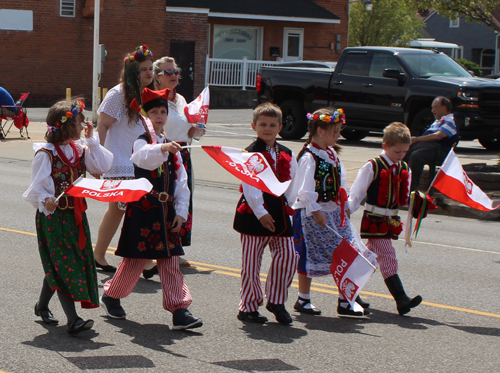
[478,137,500,150]
[410,108,434,136]
[341,128,368,141]
[279,100,307,140]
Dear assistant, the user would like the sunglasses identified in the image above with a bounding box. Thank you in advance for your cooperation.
[158,69,181,76]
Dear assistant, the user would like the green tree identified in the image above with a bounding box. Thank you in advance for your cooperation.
[414,0,500,32]
[348,0,425,47]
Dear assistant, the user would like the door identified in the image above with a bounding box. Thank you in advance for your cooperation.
[359,51,407,127]
[170,41,195,102]
[283,28,303,61]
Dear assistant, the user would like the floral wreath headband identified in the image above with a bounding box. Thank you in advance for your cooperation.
[306,108,346,124]
[124,44,153,62]
[47,99,85,133]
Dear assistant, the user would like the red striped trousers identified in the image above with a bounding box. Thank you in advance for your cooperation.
[366,238,398,279]
[239,234,298,312]
[103,257,192,313]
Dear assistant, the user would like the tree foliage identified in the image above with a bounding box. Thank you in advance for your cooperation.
[348,0,425,47]
[456,58,482,76]
[415,0,500,32]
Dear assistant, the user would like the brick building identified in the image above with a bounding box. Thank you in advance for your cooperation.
[1,0,347,106]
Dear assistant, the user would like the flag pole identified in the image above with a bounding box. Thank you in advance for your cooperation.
[425,149,454,195]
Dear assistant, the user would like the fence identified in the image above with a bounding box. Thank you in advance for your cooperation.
[205,56,282,90]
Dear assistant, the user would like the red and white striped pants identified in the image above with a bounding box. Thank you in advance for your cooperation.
[239,234,298,312]
[366,238,398,279]
[103,257,192,313]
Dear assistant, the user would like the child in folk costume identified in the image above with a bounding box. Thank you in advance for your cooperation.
[23,99,113,335]
[100,88,202,330]
[288,108,377,317]
[234,103,299,325]
[349,122,422,315]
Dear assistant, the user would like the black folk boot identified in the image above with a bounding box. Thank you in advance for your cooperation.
[384,274,422,316]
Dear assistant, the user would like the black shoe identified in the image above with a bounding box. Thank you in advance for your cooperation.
[95,260,117,273]
[143,265,158,279]
[294,297,322,315]
[337,299,371,317]
[34,302,59,325]
[67,318,94,335]
[100,293,126,319]
[237,311,268,324]
[355,295,370,309]
[384,274,422,316]
[172,308,203,330]
[266,303,293,325]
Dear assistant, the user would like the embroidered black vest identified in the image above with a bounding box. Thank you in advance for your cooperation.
[233,138,294,237]
[306,148,341,203]
[38,146,86,210]
[365,156,409,209]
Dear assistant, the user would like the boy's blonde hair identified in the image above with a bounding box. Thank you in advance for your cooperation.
[383,122,411,147]
[252,102,282,124]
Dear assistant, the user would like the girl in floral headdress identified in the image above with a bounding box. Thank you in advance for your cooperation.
[23,99,113,335]
[93,44,155,273]
[288,107,377,317]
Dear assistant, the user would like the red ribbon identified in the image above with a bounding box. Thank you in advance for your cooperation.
[73,197,88,250]
[336,187,348,227]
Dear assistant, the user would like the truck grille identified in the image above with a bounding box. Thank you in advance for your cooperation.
[479,91,500,118]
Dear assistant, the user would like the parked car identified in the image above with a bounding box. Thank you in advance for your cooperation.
[256,47,500,149]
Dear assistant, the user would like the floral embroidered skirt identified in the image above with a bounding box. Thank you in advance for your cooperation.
[178,145,193,247]
[293,208,377,277]
[36,209,99,308]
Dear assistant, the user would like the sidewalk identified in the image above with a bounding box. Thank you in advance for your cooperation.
[4,112,500,221]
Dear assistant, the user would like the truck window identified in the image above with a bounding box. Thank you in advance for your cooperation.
[398,53,471,78]
[340,53,369,76]
[368,53,404,78]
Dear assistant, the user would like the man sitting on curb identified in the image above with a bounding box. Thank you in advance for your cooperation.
[404,96,459,191]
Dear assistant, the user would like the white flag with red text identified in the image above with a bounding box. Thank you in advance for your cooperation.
[431,150,499,211]
[202,146,290,197]
[184,87,209,124]
[65,177,153,202]
[330,238,376,313]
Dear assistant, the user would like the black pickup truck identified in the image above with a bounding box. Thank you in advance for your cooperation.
[256,47,500,149]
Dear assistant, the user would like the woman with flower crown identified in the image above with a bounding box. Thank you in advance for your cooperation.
[93,45,155,273]
[287,107,377,318]
[23,99,113,335]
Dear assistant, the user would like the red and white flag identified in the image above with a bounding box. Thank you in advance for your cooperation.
[184,87,209,124]
[65,177,153,202]
[202,146,291,197]
[431,150,499,211]
[330,238,376,313]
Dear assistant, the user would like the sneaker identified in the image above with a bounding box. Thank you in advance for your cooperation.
[294,297,322,315]
[172,308,203,330]
[337,299,370,317]
[100,293,126,319]
[142,265,158,279]
[179,257,191,267]
[266,303,293,325]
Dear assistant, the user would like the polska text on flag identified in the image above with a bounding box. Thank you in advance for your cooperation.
[330,238,376,313]
[65,177,153,203]
[431,150,499,211]
[184,87,209,124]
[202,146,291,197]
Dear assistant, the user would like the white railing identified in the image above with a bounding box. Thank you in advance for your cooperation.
[205,56,283,90]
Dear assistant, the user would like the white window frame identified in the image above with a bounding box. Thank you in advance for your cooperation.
[283,28,304,62]
[60,0,76,17]
[449,18,460,28]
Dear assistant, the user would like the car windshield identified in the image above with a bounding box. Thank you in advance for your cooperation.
[398,53,472,78]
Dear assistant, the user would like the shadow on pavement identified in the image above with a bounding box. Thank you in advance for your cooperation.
[211,358,300,372]
[238,321,308,344]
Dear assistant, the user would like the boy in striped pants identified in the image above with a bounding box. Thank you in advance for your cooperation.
[349,122,422,316]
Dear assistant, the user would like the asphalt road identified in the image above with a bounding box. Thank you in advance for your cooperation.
[0,110,499,372]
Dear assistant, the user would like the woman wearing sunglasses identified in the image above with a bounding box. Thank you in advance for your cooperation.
[139,57,204,278]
